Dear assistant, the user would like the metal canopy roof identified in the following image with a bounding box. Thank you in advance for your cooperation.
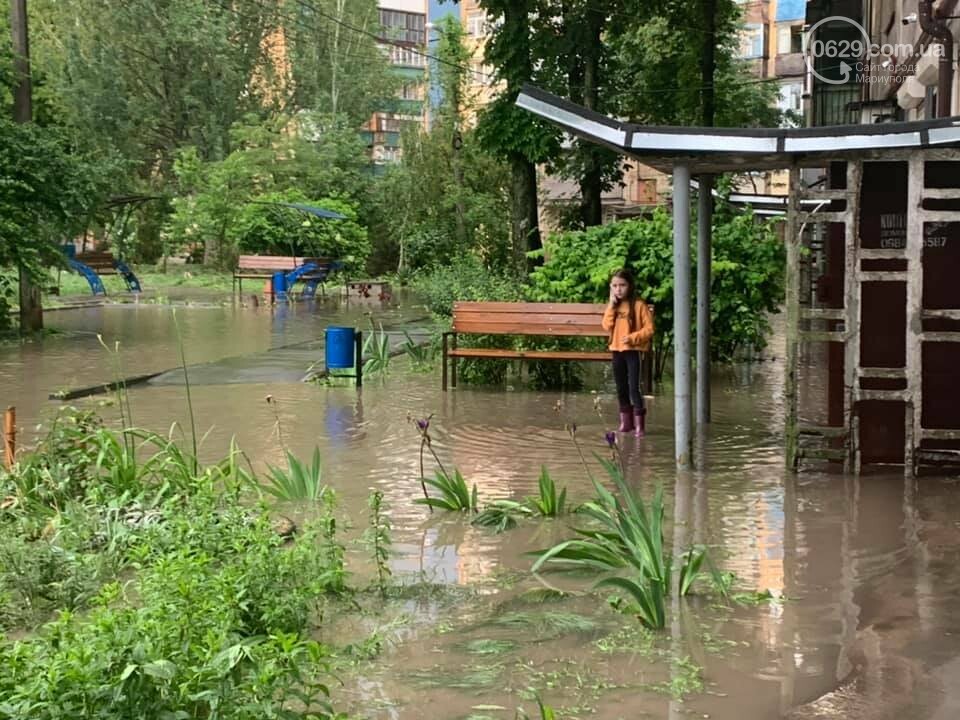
[516,84,960,173]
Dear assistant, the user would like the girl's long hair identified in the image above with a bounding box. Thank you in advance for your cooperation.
[610,268,637,335]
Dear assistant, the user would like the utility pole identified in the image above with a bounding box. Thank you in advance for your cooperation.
[11,0,43,332]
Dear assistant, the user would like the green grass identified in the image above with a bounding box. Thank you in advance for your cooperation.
[51,265,234,297]
[459,638,519,656]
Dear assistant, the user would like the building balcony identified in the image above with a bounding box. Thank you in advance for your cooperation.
[379,98,424,116]
[775,52,806,78]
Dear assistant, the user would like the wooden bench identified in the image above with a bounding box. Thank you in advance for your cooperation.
[233,255,334,297]
[441,301,653,392]
[75,252,120,274]
[67,250,142,294]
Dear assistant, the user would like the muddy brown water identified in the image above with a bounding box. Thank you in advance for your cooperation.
[2,295,959,719]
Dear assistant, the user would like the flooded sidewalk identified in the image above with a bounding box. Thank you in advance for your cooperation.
[1,299,959,718]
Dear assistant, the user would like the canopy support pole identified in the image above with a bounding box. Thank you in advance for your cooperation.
[697,175,713,425]
[673,163,692,467]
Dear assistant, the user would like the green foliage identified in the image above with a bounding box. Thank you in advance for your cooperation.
[531,459,708,630]
[473,467,571,533]
[415,470,478,513]
[0,119,118,328]
[472,500,533,532]
[411,256,525,319]
[527,466,569,517]
[362,490,392,598]
[283,0,397,125]
[0,407,351,717]
[0,521,344,719]
[610,1,783,127]
[168,115,371,269]
[361,322,391,376]
[401,330,433,371]
[515,693,558,720]
[528,204,785,365]
[264,447,328,502]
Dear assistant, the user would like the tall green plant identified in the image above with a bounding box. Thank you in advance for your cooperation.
[362,321,391,376]
[264,447,327,502]
[415,469,478,513]
[363,490,392,598]
[531,460,706,629]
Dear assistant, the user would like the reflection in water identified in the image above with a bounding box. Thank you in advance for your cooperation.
[1,299,959,719]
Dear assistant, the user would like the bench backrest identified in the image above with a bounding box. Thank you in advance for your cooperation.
[452,301,608,337]
[236,255,331,271]
[75,252,116,270]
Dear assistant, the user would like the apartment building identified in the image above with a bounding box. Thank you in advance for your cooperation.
[805,0,960,126]
[364,0,429,167]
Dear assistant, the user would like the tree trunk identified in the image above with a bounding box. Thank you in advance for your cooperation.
[510,154,540,271]
[578,5,604,227]
[700,0,716,127]
[501,0,542,270]
[12,0,43,332]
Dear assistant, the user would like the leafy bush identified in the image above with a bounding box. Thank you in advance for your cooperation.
[528,203,784,366]
[0,439,349,717]
[410,255,525,318]
[411,256,526,385]
[231,190,369,273]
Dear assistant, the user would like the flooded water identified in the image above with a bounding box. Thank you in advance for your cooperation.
[2,294,959,719]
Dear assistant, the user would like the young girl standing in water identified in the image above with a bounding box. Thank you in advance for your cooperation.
[602,269,655,437]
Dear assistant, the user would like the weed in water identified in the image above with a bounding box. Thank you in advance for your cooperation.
[460,638,520,656]
[171,309,199,474]
[264,447,327,502]
[407,662,505,691]
[647,655,704,699]
[514,587,570,605]
[472,499,532,531]
[489,611,596,640]
[416,469,478,513]
[593,623,657,656]
[515,692,558,720]
[526,466,568,517]
[531,457,710,629]
[362,490,392,598]
[401,329,433,371]
[362,319,391,376]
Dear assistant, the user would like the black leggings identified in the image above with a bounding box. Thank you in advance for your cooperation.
[612,351,644,412]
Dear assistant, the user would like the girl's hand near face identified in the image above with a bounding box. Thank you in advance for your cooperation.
[609,287,619,306]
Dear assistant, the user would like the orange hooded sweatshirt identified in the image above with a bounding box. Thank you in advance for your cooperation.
[602,299,655,352]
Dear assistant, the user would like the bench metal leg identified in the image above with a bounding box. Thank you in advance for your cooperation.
[451,333,458,388]
[442,332,449,392]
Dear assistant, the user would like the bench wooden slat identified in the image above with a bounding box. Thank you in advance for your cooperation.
[235,255,330,272]
[454,309,605,323]
[447,348,610,361]
[450,321,607,336]
[454,301,605,313]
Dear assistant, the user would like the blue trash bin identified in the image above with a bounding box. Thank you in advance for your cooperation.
[271,270,288,300]
[325,326,355,370]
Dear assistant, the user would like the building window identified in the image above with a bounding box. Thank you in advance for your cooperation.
[740,23,765,59]
[377,115,403,133]
[379,9,425,45]
[470,60,493,84]
[388,45,427,67]
[778,81,803,125]
[466,10,486,37]
[777,24,803,54]
[400,82,423,100]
